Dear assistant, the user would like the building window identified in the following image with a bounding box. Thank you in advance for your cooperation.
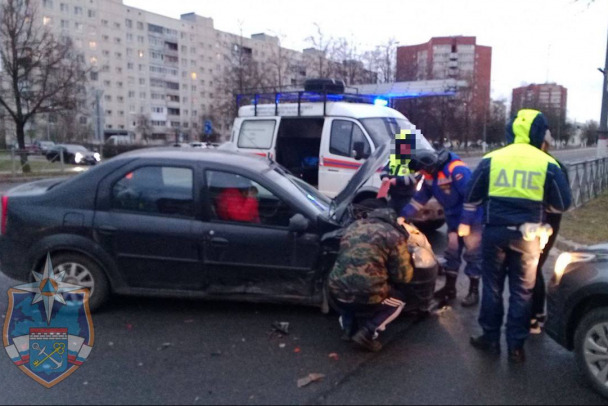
[43,0,54,8]
[88,9,96,18]
[43,16,52,25]
[74,6,83,15]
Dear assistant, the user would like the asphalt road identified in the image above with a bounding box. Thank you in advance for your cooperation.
[0,161,605,405]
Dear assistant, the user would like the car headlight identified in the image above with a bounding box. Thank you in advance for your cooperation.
[94,153,101,161]
[74,152,83,163]
[554,252,596,284]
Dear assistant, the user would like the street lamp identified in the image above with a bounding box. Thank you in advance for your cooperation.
[597,27,608,158]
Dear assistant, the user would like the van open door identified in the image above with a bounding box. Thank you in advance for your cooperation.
[232,118,279,159]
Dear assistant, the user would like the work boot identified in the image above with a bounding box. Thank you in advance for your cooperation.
[470,334,501,356]
[461,278,480,308]
[352,328,382,352]
[434,274,457,302]
[508,348,526,364]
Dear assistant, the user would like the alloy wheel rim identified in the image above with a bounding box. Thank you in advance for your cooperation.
[55,262,95,297]
[584,322,608,388]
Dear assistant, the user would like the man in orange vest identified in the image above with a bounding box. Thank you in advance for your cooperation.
[402,149,484,307]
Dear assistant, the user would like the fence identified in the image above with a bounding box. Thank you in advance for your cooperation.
[2,149,70,178]
[567,157,608,208]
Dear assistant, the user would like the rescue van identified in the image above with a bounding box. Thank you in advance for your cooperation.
[230,80,445,230]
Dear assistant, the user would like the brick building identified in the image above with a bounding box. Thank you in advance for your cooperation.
[511,83,568,120]
[396,36,492,124]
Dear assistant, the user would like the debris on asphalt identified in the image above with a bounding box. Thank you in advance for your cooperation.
[328,353,339,361]
[138,362,144,367]
[211,350,222,357]
[272,321,290,335]
[184,319,195,324]
[157,342,172,351]
[108,341,114,347]
[297,373,325,388]
[294,347,301,354]
[126,324,133,330]
[279,343,286,349]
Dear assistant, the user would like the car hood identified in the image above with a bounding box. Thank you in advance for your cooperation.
[330,140,389,222]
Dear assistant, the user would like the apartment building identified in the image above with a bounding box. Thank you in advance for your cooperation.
[511,83,568,120]
[396,36,492,123]
[34,0,316,142]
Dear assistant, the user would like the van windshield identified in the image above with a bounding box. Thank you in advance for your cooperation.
[360,117,434,151]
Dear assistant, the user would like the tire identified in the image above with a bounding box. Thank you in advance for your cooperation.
[574,307,608,399]
[413,219,446,233]
[47,253,110,312]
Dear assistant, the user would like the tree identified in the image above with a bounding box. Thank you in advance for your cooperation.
[304,23,334,78]
[0,0,87,171]
[135,114,152,143]
[581,120,599,146]
[376,38,399,83]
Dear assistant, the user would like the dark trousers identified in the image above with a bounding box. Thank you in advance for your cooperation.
[479,226,541,349]
[531,213,563,317]
[332,290,406,336]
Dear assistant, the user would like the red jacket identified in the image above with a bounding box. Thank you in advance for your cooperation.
[216,188,260,223]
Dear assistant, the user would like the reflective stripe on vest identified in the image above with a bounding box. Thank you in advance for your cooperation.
[487,144,558,202]
[389,154,410,177]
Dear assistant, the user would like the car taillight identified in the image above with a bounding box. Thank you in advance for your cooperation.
[1,195,8,235]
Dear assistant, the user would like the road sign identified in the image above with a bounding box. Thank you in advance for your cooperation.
[204,120,213,135]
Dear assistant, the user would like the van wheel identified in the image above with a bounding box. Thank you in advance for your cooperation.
[46,253,110,312]
[574,307,608,398]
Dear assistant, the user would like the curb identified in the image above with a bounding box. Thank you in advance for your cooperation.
[554,236,586,253]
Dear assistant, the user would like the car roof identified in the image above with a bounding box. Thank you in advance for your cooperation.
[115,147,272,171]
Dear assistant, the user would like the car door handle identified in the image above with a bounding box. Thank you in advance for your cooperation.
[328,169,339,172]
[210,237,229,248]
[97,225,118,234]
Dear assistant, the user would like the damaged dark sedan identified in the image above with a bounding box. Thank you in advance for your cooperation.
[0,142,437,312]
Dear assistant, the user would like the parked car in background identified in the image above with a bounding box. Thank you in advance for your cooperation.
[34,140,56,155]
[190,142,207,148]
[546,243,608,398]
[46,144,101,165]
[0,142,437,315]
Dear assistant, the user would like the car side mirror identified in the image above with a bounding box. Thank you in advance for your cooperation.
[289,214,310,233]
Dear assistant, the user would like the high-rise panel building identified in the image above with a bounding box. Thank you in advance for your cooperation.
[31,0,360,142]
[511,83,568,120]
[396,36,492,122]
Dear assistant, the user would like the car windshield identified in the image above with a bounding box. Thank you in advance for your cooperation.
[66,145,88,152]
[360,117,434,151]
[264,167,331,213]
[285,174,331,211]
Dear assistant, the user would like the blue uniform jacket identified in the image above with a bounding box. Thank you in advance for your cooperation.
[402,153,483,231]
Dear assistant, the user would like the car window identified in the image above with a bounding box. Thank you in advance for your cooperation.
[237,120,276,149]
[206,170,295,227]
[112,166,194,218]
[330,120,371,159]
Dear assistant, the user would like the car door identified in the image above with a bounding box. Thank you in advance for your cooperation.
[193,168,320,299]
[93,162,202,290]
[319,118,373,197]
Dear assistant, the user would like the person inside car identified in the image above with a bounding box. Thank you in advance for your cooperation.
[215,177,260,223]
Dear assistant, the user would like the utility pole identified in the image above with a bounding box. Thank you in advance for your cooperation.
[598,25,608,158]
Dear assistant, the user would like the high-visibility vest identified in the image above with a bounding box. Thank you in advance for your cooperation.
[486,143,558,202]
[388,154,410,177]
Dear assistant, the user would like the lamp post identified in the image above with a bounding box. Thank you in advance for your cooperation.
[598,26,608,158]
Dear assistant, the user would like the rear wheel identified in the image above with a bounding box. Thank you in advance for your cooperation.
[574,307,608,399]
[46,253,110,312]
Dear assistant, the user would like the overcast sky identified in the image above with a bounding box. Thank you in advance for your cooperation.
[123,0,608,123]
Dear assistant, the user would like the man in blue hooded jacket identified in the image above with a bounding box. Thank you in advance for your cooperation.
[465,109,572,363]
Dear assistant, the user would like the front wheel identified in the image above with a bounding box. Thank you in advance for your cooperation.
[574,307,608,399]
[47,253,110,312]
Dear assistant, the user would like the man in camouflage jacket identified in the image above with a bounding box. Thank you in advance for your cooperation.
[329,207,414,352]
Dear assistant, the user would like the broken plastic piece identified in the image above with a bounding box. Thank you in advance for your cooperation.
[297,373,325,388]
